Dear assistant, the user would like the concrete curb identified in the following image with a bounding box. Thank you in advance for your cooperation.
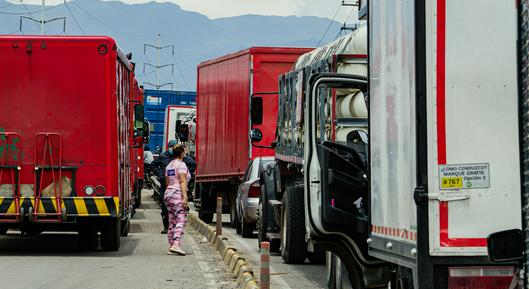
[188,213,259,289]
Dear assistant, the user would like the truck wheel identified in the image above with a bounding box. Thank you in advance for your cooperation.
[241,220,255,238]
[120,218,130,237]
[257,196,269,246]
[308,250,326,264]
[100,217,121,251]
[280,185,307,264]
[78,219,98,251]
[334,254,354,289]
[326,252,337,289]
[229,194,237,228]
[134,182,142,208]
[198,212,214,224]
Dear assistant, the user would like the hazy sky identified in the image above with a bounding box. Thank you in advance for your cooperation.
[8,0,355,20]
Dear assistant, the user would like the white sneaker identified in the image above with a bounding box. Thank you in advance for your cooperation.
[169,246,186,256]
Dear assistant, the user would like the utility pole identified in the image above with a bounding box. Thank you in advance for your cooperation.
[340,0,359,35]
[19,0,66,35]
[143,34,175,90]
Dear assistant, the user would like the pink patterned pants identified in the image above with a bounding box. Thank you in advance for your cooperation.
[163,189,186,247]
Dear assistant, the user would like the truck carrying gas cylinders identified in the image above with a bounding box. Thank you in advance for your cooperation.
[0,36,145,251]
[256,25,370,265]
[194,47,312,223]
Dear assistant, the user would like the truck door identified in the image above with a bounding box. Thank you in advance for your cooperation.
[305,73,390,288]
[422,0,521,256]
[305,73,369,240]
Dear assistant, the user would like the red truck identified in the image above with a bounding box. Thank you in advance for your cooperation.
[0,36,143,251]
[194,47,312,223]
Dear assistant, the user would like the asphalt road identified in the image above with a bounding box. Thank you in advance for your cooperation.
[0,191,236,289]
[212,213,327,289]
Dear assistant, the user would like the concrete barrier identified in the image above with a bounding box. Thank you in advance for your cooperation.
[188,213,259,289]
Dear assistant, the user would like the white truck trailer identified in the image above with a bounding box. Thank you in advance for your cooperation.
[300,0,524,288]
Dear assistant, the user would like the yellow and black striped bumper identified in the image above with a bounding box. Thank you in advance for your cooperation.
[0,197,120,218]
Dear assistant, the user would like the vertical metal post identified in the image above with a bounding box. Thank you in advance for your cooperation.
[216,196,222,236]
[157,33,161,89]
[41,0,45,35]
[260,241,270,289]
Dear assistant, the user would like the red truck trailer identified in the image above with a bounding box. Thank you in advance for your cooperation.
[0,36,143,251]
[195,47,312,223]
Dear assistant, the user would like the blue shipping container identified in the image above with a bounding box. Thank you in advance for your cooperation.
[144,89,196,152]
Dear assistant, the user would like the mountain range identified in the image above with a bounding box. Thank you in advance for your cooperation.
[0,0,342,90]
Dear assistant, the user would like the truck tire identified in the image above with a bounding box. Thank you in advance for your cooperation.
[257,196,269,245]
[280,185,307,264]
[229,193,237,228]
[100,217,121,251]
[326,252,337,289]
[0,225,8,235]
[241,220,254,238]
[308,250,326,264]
[134,182,142,208]
[78,219,98,251]
[120,218,130,237]
[199,212,214,224]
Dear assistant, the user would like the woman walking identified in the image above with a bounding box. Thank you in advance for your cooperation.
[164,144,191,255]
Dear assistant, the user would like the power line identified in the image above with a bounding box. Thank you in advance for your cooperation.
[64,0,85,35]
[19,0,40,31]
[0,3,57,15]
[0,3,13,9]
[316,4,342,47]
[72,1,155,38]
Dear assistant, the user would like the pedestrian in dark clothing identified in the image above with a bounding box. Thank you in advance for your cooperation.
[151,140,178,234]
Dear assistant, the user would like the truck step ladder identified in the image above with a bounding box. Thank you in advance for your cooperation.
[33,133,66,223]
[0,132,23,223]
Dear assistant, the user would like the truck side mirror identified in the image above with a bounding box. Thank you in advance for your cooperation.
[487,229,523,262]
[142,119,150,143]
[250,129,263,142]
[179,124,190,142]
[134,104,144,131]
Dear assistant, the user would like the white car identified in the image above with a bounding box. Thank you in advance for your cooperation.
[235,156,274,237]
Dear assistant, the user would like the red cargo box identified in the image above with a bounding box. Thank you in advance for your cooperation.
[0,36,139,236]
[196,47,312,183]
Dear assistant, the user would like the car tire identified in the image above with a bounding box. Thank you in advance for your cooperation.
[236,215,242,235]
[100,217,121,251]
[280,185,307,264]
[198,212,214,224]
